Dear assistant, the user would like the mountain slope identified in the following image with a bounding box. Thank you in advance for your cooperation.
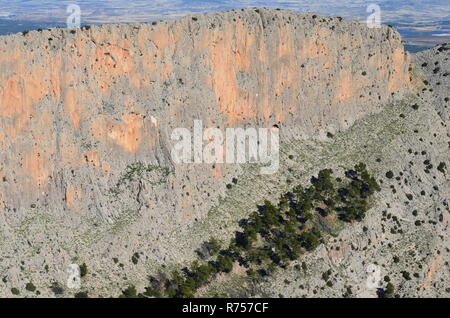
[0,9,447,298]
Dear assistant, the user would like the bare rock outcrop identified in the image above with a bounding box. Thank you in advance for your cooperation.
[0,9,417,296]
[0,9,412,220]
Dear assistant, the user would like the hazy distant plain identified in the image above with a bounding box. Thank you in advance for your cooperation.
[0,0,449,50]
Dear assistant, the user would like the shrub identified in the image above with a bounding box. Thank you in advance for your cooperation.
[301,262,308,271]
[215,254,233,273]
[25,282,36,292]
[143,286,162,298]
[437,162,447,174]
[299,228,322,251]
[204,238,221,256]
[132,253,140,264]
[246,269,257,277]
[50,282,64,295]
[385,282,395,297]
[74,291,89,298]
[80,263,88,277]
[402,271,411,280]
[179,283,195,298]
[121,285,138,298]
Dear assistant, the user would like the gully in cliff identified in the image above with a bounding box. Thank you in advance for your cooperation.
[171,120,279,174]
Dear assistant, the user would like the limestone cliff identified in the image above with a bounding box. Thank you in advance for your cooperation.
[0,9,411,219]
[0,9,419,296]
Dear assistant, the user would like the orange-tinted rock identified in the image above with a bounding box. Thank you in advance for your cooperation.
[0,9,412,220]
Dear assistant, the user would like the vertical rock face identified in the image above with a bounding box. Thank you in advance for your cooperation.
[413,43,450,119]
[0,9,413,281]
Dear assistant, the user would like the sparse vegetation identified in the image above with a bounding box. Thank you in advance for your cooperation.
[80,263,88,277]
[11,288,20,295]
[437,162,447,174]
[132,253,140,265]
[50,282,64,295]
[109,162,170,195]
[74,291,89,298]
[379,282,395,298]
[385,171,394,179]
[25,282,36,292]
[122,164,379,298]
[120,285,138,298]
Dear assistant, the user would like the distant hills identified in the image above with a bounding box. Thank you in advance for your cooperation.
[0,0,448,51]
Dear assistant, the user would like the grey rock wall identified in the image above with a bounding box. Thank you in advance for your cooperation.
[0,9,416,296]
